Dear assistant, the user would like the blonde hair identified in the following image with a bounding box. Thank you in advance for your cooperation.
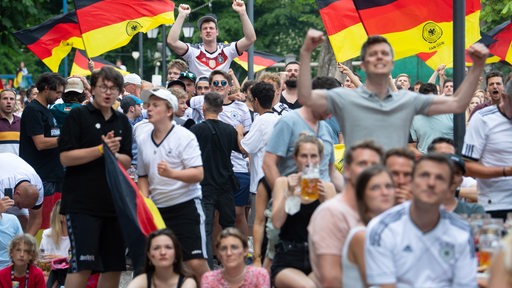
[258,72,281,91]
[9,234,39,265]
[49,200,65,249]
[170,87,188,101]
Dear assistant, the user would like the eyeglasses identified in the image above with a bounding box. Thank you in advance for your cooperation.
[213,80,228,87]
[97,85,120,93]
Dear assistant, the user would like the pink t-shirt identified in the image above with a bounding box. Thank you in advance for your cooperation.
[307,193,362,284]
[200,265,270,288]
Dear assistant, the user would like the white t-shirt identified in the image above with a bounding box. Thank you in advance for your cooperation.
[182,42,240,78]
[0,153,44,216]
[39,228,70,257]
[240,112,279,193]
[365,201,477,288]
[342,226,366,288]
[137,125,203,207]
[462,105,512,211]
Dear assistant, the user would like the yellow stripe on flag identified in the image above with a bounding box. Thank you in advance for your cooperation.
[328,22,367,63]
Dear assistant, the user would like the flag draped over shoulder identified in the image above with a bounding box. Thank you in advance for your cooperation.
[316,0,367,62]
[74,0,175,57]
[70,49,129,76]
[234,51,284,72]
[103,143,165,275]
[13,12,84,72]
[353,0,481,61]
[488,21,512,64]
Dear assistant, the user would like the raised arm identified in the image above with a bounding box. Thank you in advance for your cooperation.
[427,43,488,115]
[428,64,446,84]
[167,4,190,56]
[232,0,256,53]
[298,29,329,116]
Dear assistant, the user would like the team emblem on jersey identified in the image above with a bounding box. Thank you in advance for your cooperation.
[439,241,455,262]
[217,54,225,64]
[208,60,216,69]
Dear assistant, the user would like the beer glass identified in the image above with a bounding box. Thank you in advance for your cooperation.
[301,163,320,200]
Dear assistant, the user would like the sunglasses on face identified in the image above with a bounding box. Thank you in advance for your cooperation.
[212,80,228,87]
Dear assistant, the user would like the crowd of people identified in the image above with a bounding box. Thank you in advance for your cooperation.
[1,1,512,287]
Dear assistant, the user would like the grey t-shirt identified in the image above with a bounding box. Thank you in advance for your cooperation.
[327,86,435,150]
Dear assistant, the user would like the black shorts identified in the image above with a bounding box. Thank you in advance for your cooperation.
[233,172,251,206]
[158,198,208,261]
[271,241,312,280]
[66,213,126,273]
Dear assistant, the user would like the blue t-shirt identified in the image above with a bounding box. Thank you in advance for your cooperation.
[0,214,23,269]
[265,111,335,181]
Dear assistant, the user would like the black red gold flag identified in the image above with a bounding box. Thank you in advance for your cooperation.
[70,49,129,76]
[316,0,367,62]
[233,51,284,73]
[13,12,84,72]
[74,0,175,57]
[103,143,165,276]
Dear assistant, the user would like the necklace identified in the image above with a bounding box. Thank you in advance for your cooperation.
[222,266,246,287]
[11,265,29,288]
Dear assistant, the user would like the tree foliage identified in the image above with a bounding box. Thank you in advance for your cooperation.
[481,0,512,31]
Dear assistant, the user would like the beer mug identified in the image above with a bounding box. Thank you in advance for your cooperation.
[301,163,320,200]
[478,226,500,268]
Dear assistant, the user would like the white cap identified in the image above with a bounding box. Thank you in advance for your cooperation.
[141,88,178,111]
[124,73,142,86]
[65,77,84,93]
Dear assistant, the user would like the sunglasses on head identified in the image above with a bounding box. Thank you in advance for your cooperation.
[213,80,228,87]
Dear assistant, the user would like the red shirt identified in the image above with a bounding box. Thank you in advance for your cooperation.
[0,264,45,288]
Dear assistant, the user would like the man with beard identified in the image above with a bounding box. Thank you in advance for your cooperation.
[19,72,66,235]
[469,71,504,119]
[0,89,20,154]
[280,61,302,109]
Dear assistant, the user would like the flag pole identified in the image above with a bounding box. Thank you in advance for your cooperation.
[63,0,69,76]
[453,0,466,153]
[247,0,254,80]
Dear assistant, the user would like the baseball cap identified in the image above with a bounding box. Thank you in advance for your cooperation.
[197,14,217,29]
[141,88,178,111]
[167,79,186,91]
[120,95,143,114]
[447,154,466,174]
[124,73,142,86]
[179,71,197,83]
[65,77,84,93]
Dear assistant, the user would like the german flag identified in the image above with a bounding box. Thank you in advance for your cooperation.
[488,20,512,64]
[353,0,481,60]
[233,50,284,73]
[74,0,175,58]
[317,0,367,62]
[103,143,165,276]
[13,12,84,72]
[70,49,129,76]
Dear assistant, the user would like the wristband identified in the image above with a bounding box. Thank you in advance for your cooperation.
[97,144,104,155]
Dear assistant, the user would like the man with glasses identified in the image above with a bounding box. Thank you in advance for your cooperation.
[19,72,66,235]
[58,66,132,288]
[167,1,256,77]
[0,89,21,154]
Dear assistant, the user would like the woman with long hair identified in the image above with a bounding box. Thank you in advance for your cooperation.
[127,229,196,288]
[201,227,270,287]
[342,165,395,287]
[270,134,336,288]
[39,200,70,287]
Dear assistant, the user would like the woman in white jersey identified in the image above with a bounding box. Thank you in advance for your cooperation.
[136,88,209,283]
[342,165,395,287]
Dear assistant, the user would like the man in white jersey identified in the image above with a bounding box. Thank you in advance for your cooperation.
[365,154,477,287]
[167,1,256,77]
[462,79,512,220]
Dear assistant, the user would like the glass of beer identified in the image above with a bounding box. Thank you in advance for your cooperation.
[301,163,320,200]
[478,226,500,268]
